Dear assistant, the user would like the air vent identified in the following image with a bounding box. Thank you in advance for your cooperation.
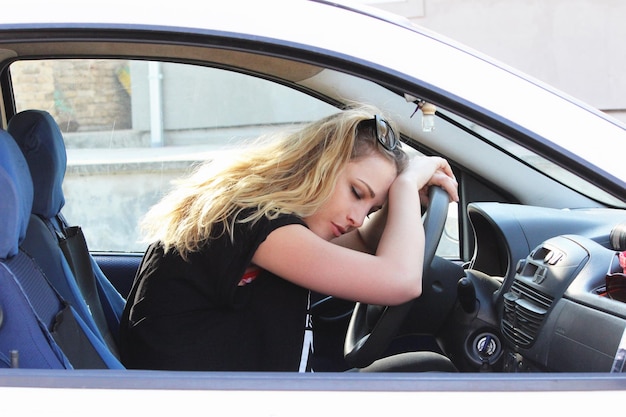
[501,280,554,347]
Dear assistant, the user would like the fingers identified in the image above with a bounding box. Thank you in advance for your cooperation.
[439,177,459,202]
[432,157,456,184]
[432,171,459,202]
[415,156,459,202]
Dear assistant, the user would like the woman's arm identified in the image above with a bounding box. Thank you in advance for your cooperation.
[333,156,458,254]
[252,156,458,306]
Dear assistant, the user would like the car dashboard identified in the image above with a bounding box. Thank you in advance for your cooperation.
[455,202,626,373]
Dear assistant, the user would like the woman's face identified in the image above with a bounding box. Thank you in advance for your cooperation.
[303,153,397,241]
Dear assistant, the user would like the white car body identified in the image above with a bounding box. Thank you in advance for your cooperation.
[1,0,625,414]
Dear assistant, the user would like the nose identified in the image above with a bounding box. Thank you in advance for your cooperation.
[347,205,368,229]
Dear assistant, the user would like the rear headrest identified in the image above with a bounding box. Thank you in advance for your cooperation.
[0,130,34,259]
[7,110,67,219]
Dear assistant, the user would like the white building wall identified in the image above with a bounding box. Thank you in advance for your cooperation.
[368,0,626,123]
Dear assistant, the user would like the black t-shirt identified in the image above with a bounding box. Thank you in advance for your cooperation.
[118,213,313,371]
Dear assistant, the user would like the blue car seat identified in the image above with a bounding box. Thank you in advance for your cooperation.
[0,130,122,369]
[7,110,124,360]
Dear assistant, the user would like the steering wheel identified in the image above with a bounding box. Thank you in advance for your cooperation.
[344,185,450,369]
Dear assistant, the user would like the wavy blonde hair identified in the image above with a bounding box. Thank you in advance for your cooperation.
[140,104,407,259]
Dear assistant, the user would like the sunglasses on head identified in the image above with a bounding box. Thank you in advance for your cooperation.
[371,114,400,151]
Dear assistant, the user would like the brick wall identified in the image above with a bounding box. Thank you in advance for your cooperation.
[11,59,132,132]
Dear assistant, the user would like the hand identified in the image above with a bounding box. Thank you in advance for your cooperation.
[419,166,459,205]
[402,156,459,205]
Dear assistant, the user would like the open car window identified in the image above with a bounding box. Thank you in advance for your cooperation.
[11,59,338,252]
[10,58,463,259]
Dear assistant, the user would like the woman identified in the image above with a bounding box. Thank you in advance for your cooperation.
[119,105,458,371]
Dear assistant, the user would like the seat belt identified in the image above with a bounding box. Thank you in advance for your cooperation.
[58,225,120,358]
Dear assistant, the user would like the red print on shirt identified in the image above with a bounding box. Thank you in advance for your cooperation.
[238,265,261,286]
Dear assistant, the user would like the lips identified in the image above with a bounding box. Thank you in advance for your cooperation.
[331,223,347,238]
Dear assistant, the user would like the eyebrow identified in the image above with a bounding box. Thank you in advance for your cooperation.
[357,179,376,199]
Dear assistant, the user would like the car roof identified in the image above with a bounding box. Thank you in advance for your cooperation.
[1,0,625,186]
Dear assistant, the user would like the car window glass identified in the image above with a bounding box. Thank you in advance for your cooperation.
[10,58,461,259]
[443,112,624,208]
[10,59,338,252]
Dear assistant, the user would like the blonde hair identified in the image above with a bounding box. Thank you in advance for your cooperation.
[141,104,407,259]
